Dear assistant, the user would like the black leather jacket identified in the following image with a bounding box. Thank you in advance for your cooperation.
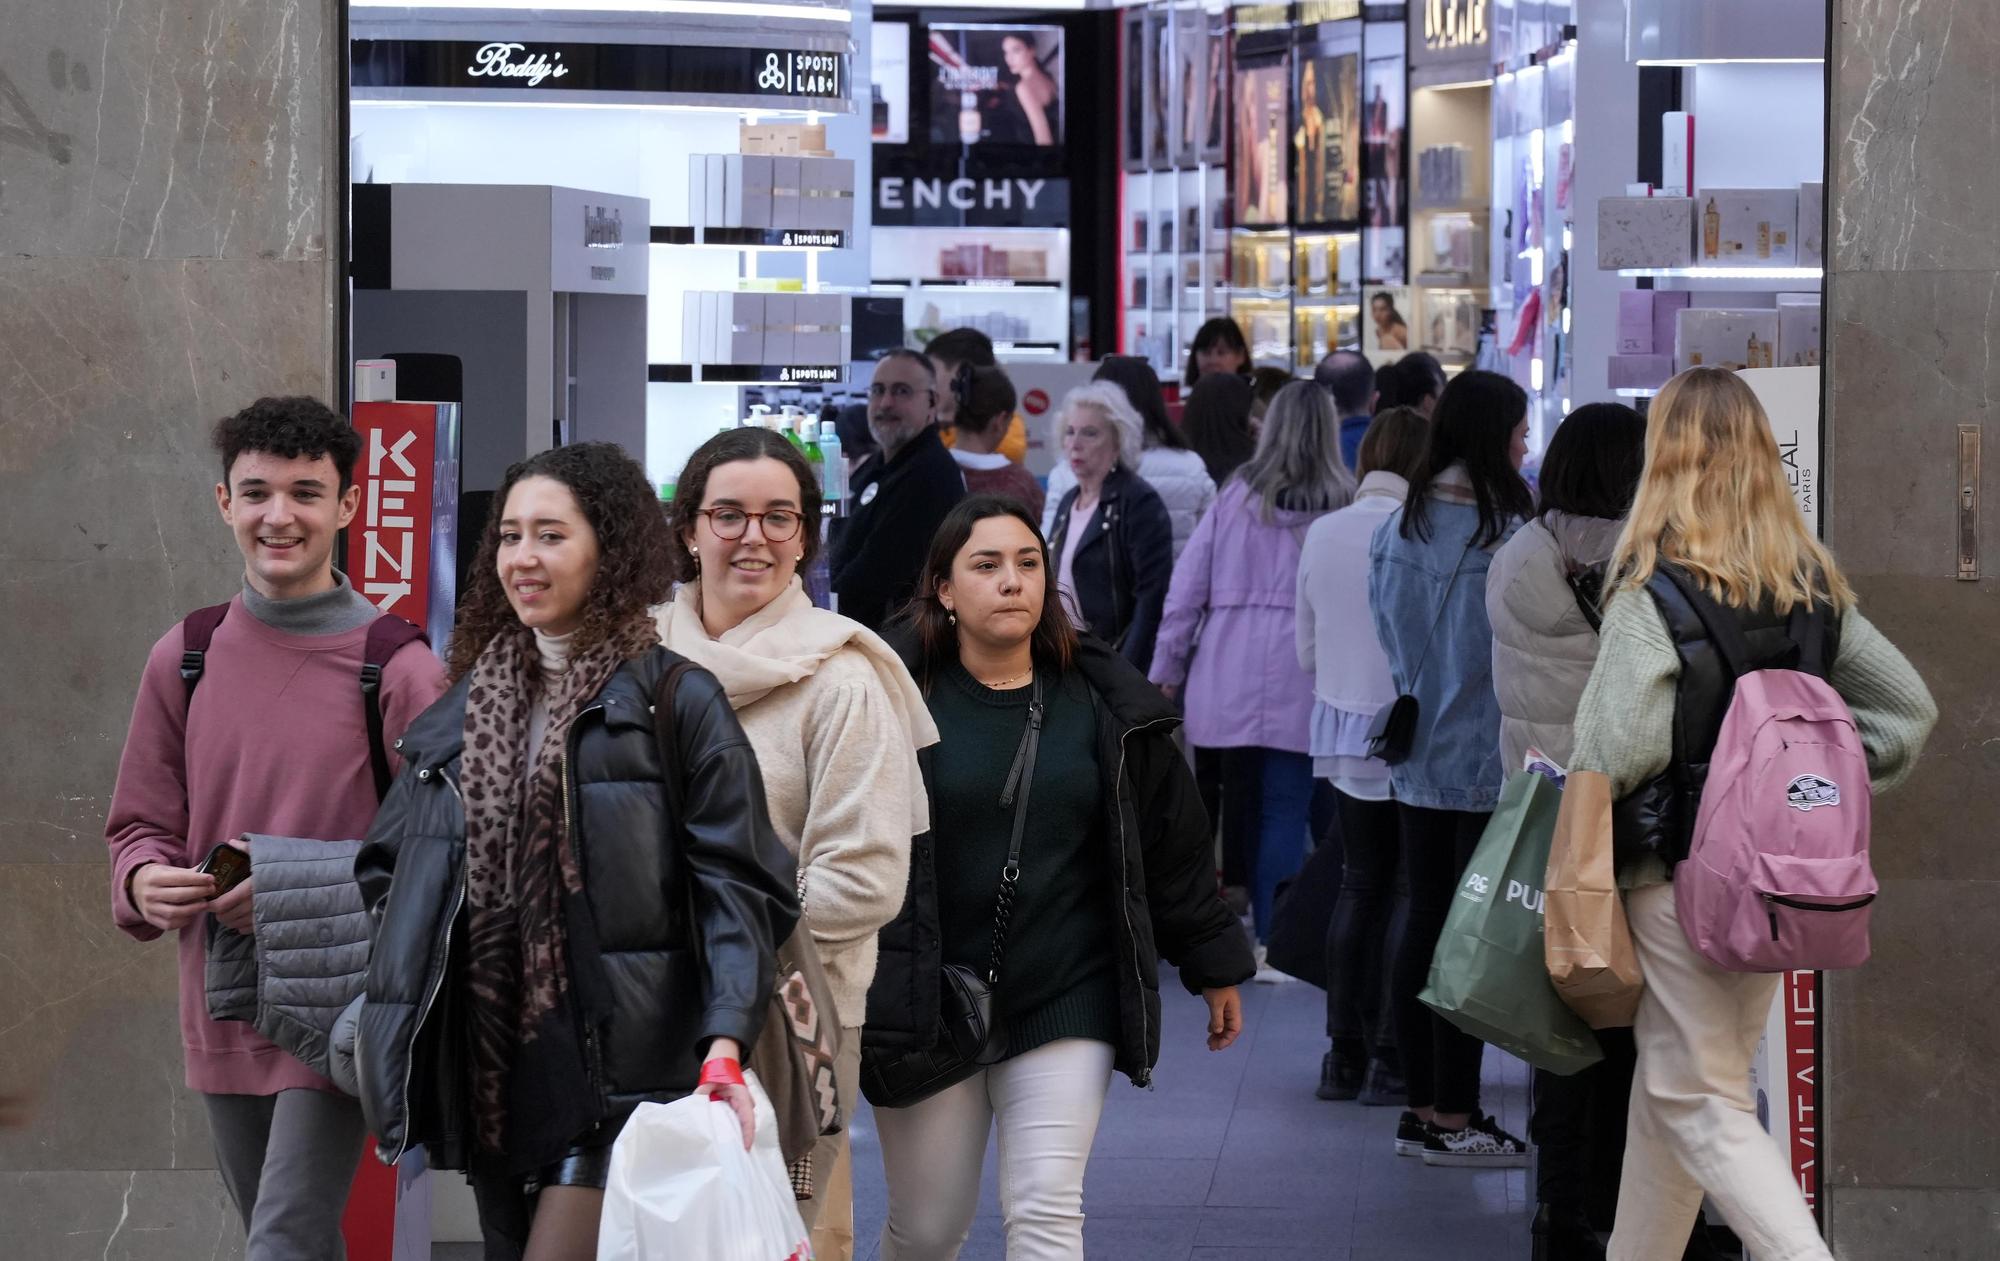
[864,635,1255,1087]
[352,648,798,1170]
[1610,567,1838,875]
[1047,465,1175,674]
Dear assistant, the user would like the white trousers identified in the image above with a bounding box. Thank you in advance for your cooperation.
[1610,885,1831,1261]
[875,1038,1116,1261]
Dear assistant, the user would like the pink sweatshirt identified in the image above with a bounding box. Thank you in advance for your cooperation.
[105,597,447,1094]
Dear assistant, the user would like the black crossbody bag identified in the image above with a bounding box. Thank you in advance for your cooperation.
[1366,540,1473,766]
[861,675,1045,1110]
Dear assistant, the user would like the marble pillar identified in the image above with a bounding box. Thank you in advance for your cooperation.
[0,2,340,1256]
[1825,0,2000,1255]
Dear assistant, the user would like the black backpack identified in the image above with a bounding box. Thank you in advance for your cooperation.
[179,603,429,799]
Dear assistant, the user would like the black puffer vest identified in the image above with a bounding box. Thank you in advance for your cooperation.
[1610,567,1839,876]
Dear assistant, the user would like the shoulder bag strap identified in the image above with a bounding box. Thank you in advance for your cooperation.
[1405,539,1475,690]
[983,673,1045,987]
[361,615,431,800]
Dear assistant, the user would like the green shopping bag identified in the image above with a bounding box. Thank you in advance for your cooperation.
[1419,771,1603,1076]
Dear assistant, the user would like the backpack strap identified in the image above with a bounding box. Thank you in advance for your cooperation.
[1660,565,1835,681]
[180,604,233,701]
[362,616,430,800]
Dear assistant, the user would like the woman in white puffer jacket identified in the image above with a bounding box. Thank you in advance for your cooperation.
[1043,356,1215,555]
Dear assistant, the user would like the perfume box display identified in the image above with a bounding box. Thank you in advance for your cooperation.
[1617,290,1654,353]
[1608,354,1674,391]
[1777,294,1822,367]
[1797,182,1824,268]
[770,158,803,230]
[1675,307,1780,372]
[739,122,830,157]
[729,291,765,364]
[1651,292,1690,357]
[796,295,849,363]
[1696,189,1798,266]
[1661,113,1695,197]
[1597,197,1695,269]
[799,158,855,231]
[761,294,796,365]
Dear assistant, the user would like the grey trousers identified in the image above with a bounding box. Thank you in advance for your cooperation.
[205,1088,368,1261]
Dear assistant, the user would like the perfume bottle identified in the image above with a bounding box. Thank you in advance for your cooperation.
[959,92,981,146]
[1756,219,1771,259]
[1747,331,1771,369]
[1703,198,1721,261]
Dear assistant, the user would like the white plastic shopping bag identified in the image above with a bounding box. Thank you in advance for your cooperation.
[597,1070,812,1261]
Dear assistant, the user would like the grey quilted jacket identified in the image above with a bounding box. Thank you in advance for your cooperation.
[205,835,370,1086]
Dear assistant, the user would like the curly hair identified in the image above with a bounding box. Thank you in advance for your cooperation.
[666,427,824,584]
[213,396,362,492]
[446,442,673,680]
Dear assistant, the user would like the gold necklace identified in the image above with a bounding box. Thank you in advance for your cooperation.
[975,665,1035,690]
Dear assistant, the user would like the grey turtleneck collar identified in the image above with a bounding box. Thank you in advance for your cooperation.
[241,572,381,636]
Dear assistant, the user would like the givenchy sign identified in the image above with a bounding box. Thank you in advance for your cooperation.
[873,176,1068,228]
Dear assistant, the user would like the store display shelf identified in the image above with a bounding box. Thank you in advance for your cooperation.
[1217,286,1294,300]
[1295,292,1363,308]
[1416,275,1485,289]
[1616,266,1823,288]
[650,226,847,250]
[874,278,1065,291]
[994,341,1064,356]
[649,364,845,386]
[1415,199,1490,214]
[1614,387,1662,398]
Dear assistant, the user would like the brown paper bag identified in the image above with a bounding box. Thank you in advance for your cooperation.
[1543,770,1643,1028]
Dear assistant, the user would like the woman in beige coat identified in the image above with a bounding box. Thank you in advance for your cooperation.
[660,427,938,1261]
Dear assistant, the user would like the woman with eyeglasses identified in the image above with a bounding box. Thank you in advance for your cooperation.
[660,427,940,1261]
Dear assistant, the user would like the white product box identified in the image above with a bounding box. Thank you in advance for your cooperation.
[1797,182,1824,268]
[742,155,775,230]
[762,294,796,366]
[1661,112,1695,197]
[1675,307,1780,372]
[803,158,855,232]
[728,292,765,365]
[705,155,727,233]
[687,154,708,230]
[1597,197,1696,269]
[682,291,703,364]
[354,359,397,402]
[1617,290,1655,354]
[771,158,803,230]
[1777,293,1822,367]
[794,294,845,363]
[1697,189,1799,266]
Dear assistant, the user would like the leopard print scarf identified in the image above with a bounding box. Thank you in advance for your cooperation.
[459,617,659,1162]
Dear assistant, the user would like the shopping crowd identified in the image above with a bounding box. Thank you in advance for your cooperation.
[103,316,1935,1261]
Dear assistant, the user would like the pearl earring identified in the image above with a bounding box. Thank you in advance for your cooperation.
[947,610,956,626]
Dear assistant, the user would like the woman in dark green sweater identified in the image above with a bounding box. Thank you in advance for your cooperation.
[866,495,1256,1261]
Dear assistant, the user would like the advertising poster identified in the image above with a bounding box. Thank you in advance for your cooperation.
[927,24,1063,147]
[1233,56,1291,226]
[870,22,910,144]
[1146,11,1172,168]
[1202,14,1229,163]
[1173,14,1206,166]
[1295,51,1361,225]
[1363,285,1412,354]
[1363,49,1406,229]
[1123,13,1146,169]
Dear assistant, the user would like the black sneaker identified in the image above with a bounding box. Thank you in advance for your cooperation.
[1420,1111,1530,1167]
[1316,1048,1364,1101]
[1394,1110,1431,1157]
[1358,1060,1406,1107]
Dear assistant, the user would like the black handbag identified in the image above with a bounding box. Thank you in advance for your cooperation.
[861,675,1045,1110]
[1366,540,1474,766]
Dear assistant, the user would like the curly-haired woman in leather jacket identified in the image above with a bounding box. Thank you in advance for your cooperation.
[353,442,797,1261]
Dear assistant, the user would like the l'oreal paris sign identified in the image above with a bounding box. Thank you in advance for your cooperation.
[872,176,1069,228]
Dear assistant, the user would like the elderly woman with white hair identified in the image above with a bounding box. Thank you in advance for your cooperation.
[1044,381,1177,672]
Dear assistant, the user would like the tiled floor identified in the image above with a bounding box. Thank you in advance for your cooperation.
[436,974,1535,1260]
[845,974,1534,1261]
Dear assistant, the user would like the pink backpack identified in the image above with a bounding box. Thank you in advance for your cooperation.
[1672,580,1876,972]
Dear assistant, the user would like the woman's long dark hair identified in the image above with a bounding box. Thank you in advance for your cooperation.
[1182,371,1256,485]
[447,442,673,680]
[1398,369,1533,547]
[897,495,1080,690]
[1183,316,1250,387]
[1537,403,1646,521]
[1092,355,1186,450]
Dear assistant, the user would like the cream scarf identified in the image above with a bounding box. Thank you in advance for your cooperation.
[658,578,938,836]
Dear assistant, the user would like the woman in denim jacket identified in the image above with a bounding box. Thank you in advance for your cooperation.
[1367,369,1533,1169]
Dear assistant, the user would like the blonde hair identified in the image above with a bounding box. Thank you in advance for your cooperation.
[1610,367,1853,614]
[1056,382,1146,468]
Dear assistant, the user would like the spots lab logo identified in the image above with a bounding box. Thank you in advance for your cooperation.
[1785,774,1841,813]
[1458,872,1491,904]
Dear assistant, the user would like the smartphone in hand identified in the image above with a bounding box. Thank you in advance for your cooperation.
[197,842,251,898]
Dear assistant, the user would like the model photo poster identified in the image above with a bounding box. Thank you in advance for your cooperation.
[1233,56,1290,226]
[1123,11,1147,169]
[927,25,1064,147]
[1363,285,1412,354]
[1173,13,1206,166]
[1201,12,1229,163]
[1362,25,1407,282]
[870,21,910,144]
[1295,50,1360,225]
[1145,10,1173,169]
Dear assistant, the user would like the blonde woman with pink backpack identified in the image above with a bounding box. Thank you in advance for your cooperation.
[1568,367,1936,1261]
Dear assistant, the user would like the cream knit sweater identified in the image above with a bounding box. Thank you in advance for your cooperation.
[1570,583,1938,887]
[658,580,937,1025]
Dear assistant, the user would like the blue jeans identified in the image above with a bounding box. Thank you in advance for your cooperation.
[1250,749,1317,939]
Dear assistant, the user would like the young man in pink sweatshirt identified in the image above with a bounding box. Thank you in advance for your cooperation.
[105,397,448,1261]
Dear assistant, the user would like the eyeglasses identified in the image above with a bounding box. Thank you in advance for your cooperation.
[696,507,804,542]
[868,381,933,402]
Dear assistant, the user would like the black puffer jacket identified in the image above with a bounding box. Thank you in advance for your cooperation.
[353,648,798,1169]
[864,635,1255,1087]
[1047,465,1175,673]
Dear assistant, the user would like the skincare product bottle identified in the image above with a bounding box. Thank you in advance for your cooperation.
[1703,198,1721,261]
